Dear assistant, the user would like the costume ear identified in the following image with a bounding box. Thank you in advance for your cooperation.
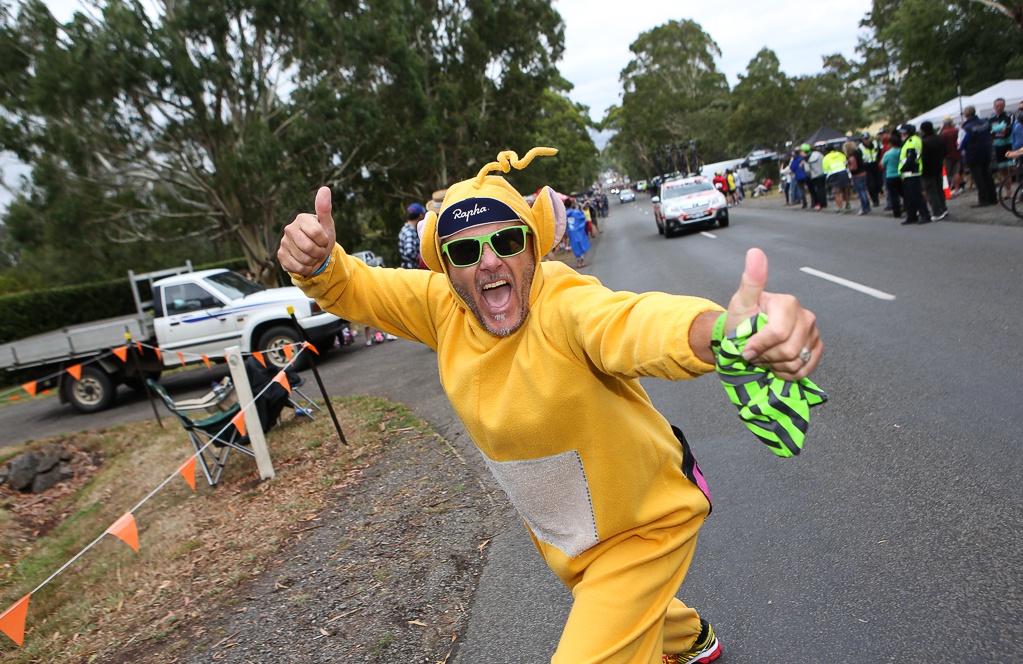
[530,186,565,254]
[419,211,444,273]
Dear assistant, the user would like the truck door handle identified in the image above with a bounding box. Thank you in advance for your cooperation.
[170,321,180,326]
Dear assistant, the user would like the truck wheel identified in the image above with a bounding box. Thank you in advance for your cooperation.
[258,325,310,371]
[62,365,116,413]
[718,211,730,228]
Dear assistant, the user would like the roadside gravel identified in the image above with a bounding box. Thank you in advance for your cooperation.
[113,407,507,664]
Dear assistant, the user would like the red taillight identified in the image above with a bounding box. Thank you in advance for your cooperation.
[309,300,322,314]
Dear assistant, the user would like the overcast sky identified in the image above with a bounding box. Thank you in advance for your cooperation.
[3,1,874,204]
[554,0,873,122]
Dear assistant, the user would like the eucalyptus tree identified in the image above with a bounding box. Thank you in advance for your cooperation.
[1,0,575,285]
[604,19,730,180]
[726,48,799,153]
[858,0,1023,119]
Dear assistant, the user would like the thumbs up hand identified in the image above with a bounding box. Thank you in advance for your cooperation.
[725,248,822,380]
[278,186,337,276]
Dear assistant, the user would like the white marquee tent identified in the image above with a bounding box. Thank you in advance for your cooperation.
[906,79,1023,128]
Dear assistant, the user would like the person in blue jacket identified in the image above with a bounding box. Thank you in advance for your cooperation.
[565,198,591,268]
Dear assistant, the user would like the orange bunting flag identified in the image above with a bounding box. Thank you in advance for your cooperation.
[201,355,211,370]
[252,351,266,368]
[302,341,319,355]
[135,342,143,353]
[9,395,19,401]
[231,410,246,437]
[177,352,186,366]
[21,382,37,397]
[272,371,292,394]
[41,389,50,395]
[105,513,140,553]
[283,344,294,361]
[177,457,197,491]
[0,593,31,647]
[113,346,128,362]
[67,364,82,380]
[154,347,162,362]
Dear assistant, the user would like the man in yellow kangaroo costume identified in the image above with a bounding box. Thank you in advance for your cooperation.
[279,148,823,663]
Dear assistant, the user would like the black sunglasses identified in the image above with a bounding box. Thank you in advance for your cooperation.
[441,225,531,268]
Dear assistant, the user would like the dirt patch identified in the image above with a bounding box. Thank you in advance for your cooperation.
[115,416,502,663]
[0,397,505,664]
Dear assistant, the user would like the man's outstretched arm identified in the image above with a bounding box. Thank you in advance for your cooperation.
[689,248,822,381]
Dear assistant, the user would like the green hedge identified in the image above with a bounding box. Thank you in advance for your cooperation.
[0,258,250,345]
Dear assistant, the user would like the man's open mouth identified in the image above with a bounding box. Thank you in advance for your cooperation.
[480,279,512,310]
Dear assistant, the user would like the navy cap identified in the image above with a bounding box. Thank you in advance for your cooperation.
[437,197,520,239]
[407,202,426,216]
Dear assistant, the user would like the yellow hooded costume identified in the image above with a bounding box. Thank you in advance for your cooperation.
[293,148,724,663]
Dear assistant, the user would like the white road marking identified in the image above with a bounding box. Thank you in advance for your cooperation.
[700,231,717,238]
[800,267,896,300]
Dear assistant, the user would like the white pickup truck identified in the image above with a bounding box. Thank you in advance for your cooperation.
[0,264,345,413]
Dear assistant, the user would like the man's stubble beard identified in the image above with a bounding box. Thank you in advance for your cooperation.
[451,255,535,338]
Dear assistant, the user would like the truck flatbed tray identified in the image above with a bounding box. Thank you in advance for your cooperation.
[0,314,153,370]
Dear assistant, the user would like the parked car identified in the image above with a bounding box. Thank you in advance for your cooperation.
[351,250,384,267]
[652,176,729,238]
[619,188,636,203]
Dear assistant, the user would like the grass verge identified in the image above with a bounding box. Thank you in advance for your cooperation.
[0,395,425,662]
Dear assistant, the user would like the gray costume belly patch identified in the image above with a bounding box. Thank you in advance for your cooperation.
[481,450,599,558]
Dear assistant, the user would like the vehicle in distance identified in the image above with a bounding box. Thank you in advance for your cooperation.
[351,250,384,267]
[652,176,729,238]
[619,188,636,203]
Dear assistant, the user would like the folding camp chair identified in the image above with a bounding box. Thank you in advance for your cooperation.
[147,379,254,487]
[289,373,322,420]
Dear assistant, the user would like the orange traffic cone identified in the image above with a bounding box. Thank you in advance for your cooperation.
[942,167,952,199]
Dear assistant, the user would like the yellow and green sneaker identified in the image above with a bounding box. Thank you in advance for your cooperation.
[663,619,722,664]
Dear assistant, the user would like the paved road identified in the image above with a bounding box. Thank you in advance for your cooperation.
[3,195,1022,663]
[459,196,1023,663]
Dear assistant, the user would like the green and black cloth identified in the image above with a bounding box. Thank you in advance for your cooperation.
[711,313,828,457]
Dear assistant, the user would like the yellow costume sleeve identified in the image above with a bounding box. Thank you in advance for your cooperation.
[291,244,448,349]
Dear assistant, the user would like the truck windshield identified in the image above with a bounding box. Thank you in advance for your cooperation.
[661,181,714,199]
[205,272,265,300]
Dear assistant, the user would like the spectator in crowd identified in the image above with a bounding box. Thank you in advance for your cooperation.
[1013,101,1023,153]
[400,203,427,269]
[733,169,744,202]
[789,148,808,209]
[989,98,1014,201]
[804,143,826,210]
[822,144,850,213]
[960,105,997,207]
[778,160,792,205]
[565,197,590,268]
[898,124,932,225]
[881,132,904,218]
[713,171,729,197]
[859,133,883,208]
[919,121,949,221]
[878,127,892,155]
[940,116,964,197]
[844,140,871,215]
[877,128,895,210]
[725,169,738,206]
